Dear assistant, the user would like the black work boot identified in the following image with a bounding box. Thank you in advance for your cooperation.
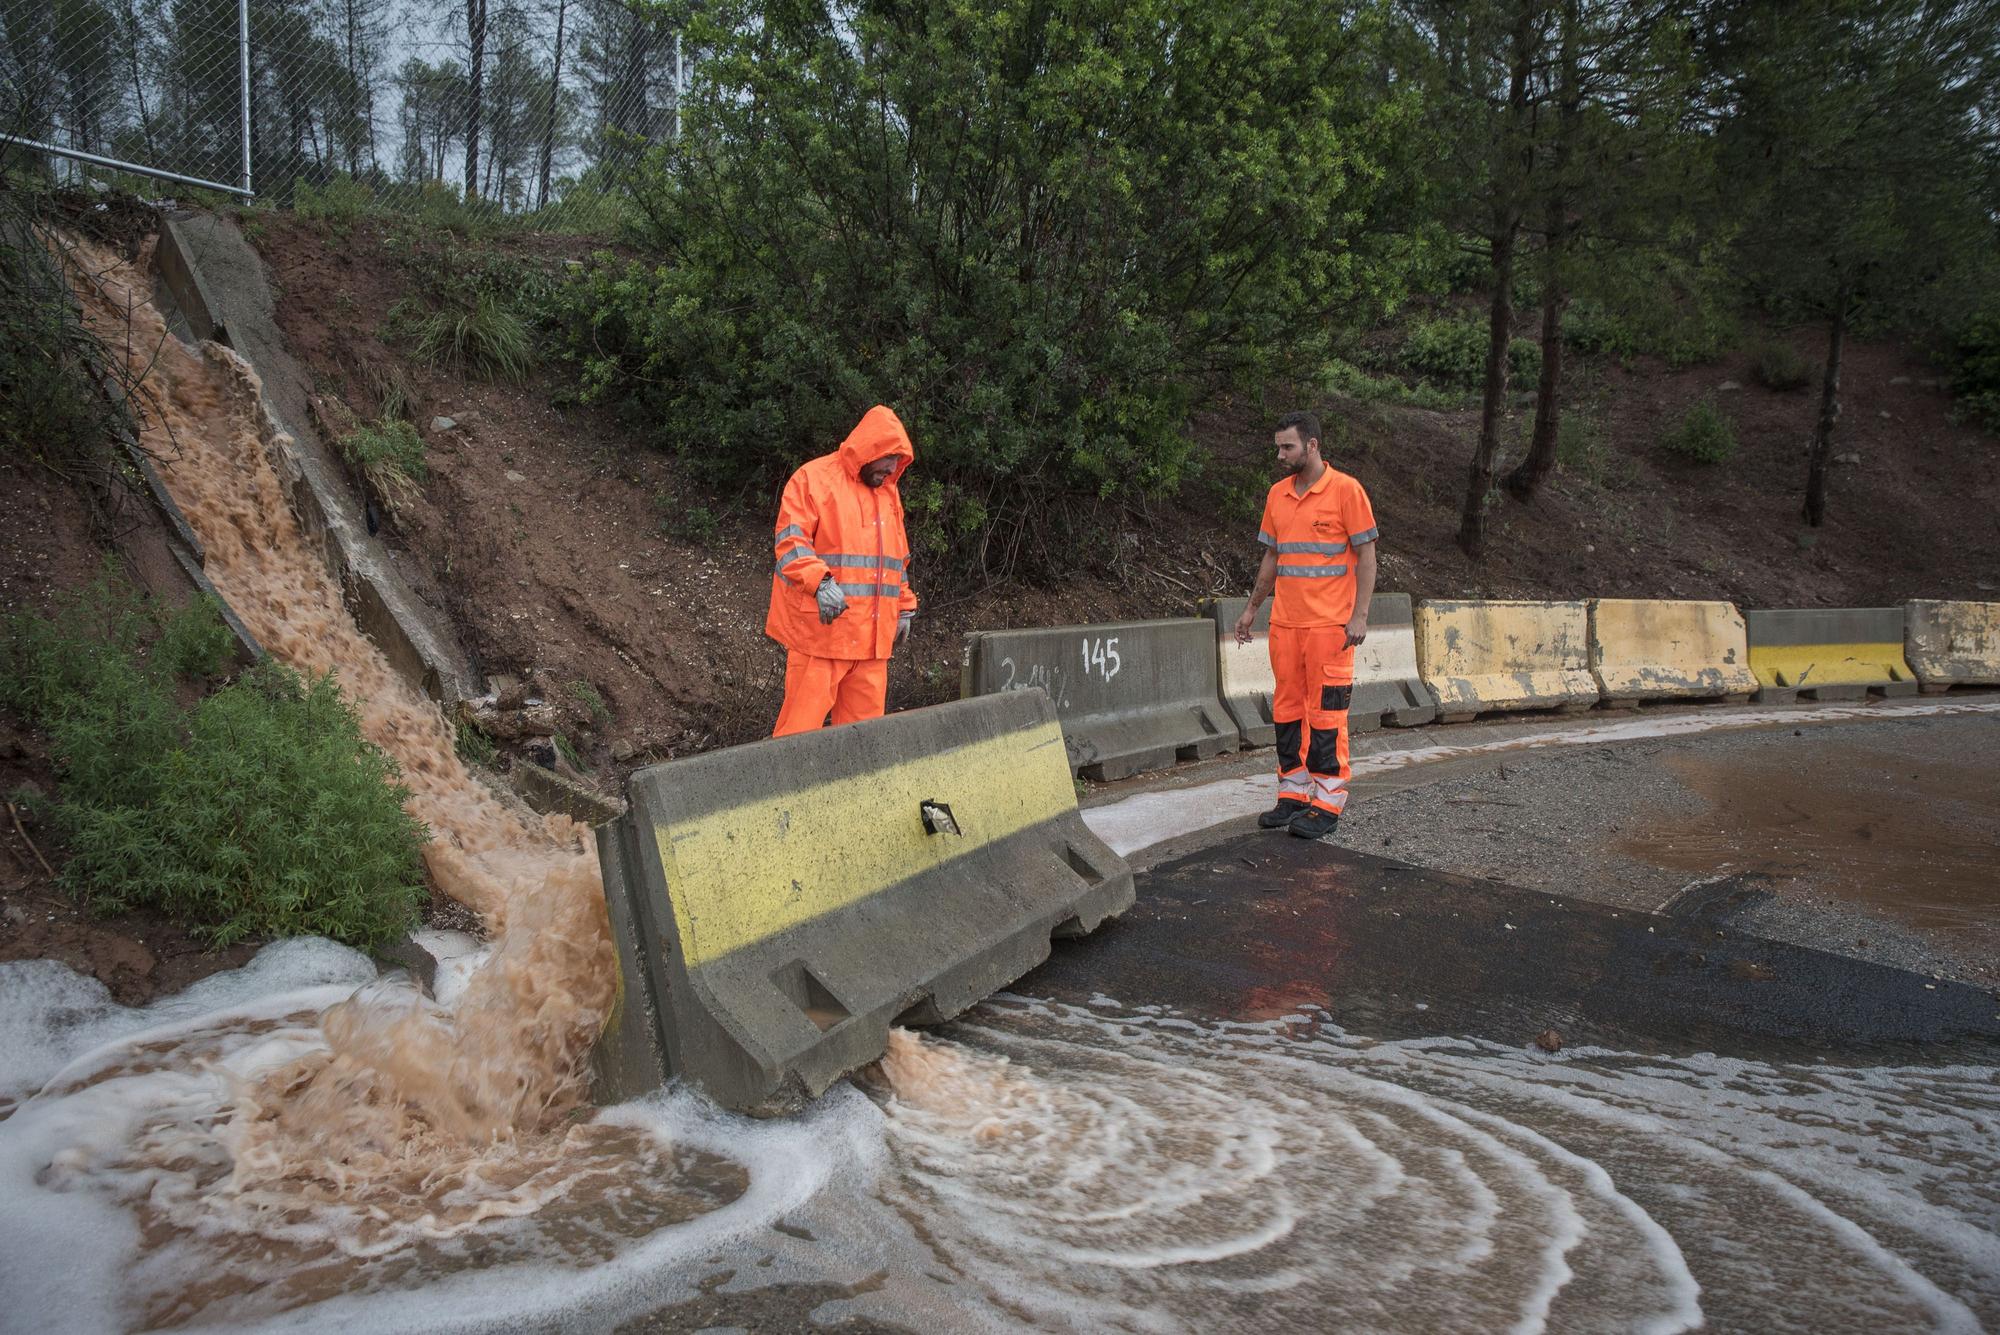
[1288,806,1341,840]
[1259,798,1309,829]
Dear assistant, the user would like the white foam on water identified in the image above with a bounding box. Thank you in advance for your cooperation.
[1082,697,2000,856]
[409,931,490,1008]
[0,952,890,1334]
[0,939,377,1109]
[4,954,1997,1331]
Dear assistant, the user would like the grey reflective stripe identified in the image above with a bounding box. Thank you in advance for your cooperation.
[822,553,907,571]
[776,550,817,580]
[1258,531,1276,548]
[1275,564,1349,578]
[834,582,900,598]
[1350,526,1380,546]
[1276,540,1347,556]
[774,524,808,545]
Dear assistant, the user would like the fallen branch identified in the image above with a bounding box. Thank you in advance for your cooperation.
[7,802,55,880]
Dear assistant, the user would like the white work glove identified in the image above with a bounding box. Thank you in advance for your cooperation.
[816,575,846,624]
[896,610,914,647]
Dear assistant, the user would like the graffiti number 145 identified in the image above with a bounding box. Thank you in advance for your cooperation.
[1081,636,1122,682]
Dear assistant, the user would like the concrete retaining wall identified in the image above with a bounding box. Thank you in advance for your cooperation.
[1745,608,1919,703]
[1905,599,2000,690]
[1589,598,1758,707]
[591,691,1134,1114]
[1201,593,1435,741]
[961,619,1238,780]
[157,215,474,703]
[1413,599,1599,722]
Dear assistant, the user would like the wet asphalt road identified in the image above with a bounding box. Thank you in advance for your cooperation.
[622,829,2000,1334]
[621,704,2000,1332]
[1023,834,2000,1061]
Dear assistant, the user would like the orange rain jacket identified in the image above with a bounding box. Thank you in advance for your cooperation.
[765,405,920,661]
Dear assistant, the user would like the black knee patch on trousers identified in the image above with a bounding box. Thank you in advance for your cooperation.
[1320,683,1352,712]
[1276,719,1305,770]
[1307,725,1344,778]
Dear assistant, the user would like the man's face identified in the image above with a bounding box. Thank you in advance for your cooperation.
[1274,428,1316,477]
[860,455,900,488]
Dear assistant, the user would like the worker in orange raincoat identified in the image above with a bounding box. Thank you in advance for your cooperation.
[1233,410,1378,841]
[766,405,920,735]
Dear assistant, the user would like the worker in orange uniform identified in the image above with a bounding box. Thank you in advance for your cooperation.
[767,404,920,735]
[1233,411,1378,839]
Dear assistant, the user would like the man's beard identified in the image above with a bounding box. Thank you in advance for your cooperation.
[1279,458,1304,477]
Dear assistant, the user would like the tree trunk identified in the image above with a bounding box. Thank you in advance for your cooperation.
[1456,2,1538,558]
[121,0,155,155]
[1803,289,1848,527]
[464,0,486,201]
[536,0,566,208]
[1506,222,1567,501]
[1458,225,1519,555]
[1505,0,1578,503]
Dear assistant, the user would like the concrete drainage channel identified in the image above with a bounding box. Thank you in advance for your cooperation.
[135,213,622,975]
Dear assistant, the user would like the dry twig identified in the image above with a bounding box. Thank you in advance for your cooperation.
[7,802,55,880]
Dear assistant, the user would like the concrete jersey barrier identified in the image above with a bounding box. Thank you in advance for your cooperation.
[961,619,1238,780]
[591,691,1134,1115]
[1588,598,1758,706]
[1905,599,2000,690]
[1201,594,1436,742]
[1413,599,1599,722]
[1745,608,1920,703]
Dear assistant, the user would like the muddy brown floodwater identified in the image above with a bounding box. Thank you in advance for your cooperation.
[1621,739,2000,955]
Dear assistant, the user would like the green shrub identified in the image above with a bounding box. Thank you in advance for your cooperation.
[1549,410,1640,489]
[1752,340,1815,391]
[406,294,533,380]
[1401,315,1541,387]
[454,717,498,767]
[1322,356,1465,410]
[339,418,428,504]
[1562,231,1740,367]
[294,174,375,233]
[3,581,427,948]
[1660,397,1737,464]
[153,594,239,679]
[566,679,610,724]
[655,492,723,545]
[1563,300,1644,359]
[1950,311,2000,433]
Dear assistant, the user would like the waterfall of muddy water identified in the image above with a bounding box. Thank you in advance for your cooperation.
[13,237,718,1305]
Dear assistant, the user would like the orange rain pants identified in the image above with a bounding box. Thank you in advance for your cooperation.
[1268,623,1355,815]
[772,651,889,737]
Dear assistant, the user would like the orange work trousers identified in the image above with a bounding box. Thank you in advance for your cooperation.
[1268,623,1355,814]
[772,651,889,736]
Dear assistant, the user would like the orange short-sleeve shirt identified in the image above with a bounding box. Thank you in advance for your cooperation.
[1259,466,1378,628]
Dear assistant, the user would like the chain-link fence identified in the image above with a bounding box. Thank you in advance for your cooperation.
[1,0,678,231]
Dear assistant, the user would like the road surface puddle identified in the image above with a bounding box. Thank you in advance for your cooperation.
[1622,741,2000,951]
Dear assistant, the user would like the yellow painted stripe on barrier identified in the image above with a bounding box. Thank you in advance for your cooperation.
[1748,641,1913,689]
[653,719,1076,968]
